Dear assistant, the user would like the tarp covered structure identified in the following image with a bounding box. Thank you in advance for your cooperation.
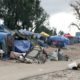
[19,29,34,35]
[64,33,73,38]
[12,40,32,53]
[34,33,42,39]
[37,40,48,47]
[0,27,12,55]
[40,32,49,37]
[49,35,70,45]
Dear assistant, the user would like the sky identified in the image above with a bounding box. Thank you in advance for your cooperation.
[41,0,80,36]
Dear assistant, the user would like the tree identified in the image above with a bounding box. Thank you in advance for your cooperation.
[30,0,49,32]
[35,25,53,35]
[52,28,57,36]
[58,30,64,35]
[0,0,48,30]
[70,0,80,30]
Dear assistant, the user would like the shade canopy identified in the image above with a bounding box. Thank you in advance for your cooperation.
[64,33,73,38]
[40,32,49,37]
[49,35,70,44]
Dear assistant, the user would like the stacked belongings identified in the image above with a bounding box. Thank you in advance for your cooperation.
[10,40,33,62]
[0,31,12,60]
[11,41,47,64]
[24,46,47,64]
[11,30,47,64]
[44,48,69,61]
[10,30,33,61]
[37,39,48,47]
[38,32,49,47]
[37,35,49,47]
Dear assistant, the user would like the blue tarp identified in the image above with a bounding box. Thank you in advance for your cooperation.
[37,40,48,47]
[19,29,34,35]
[0,31,11,41]
[60,36,70,45]
[34,33,42,39]
[49,35,70,45]
[0,25,12,60]
[0,31,12,54]
[12,40,32,53]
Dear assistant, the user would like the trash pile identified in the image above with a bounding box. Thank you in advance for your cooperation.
[47,48,69,61]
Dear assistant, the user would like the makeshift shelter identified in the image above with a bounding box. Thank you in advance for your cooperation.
[49,35,70,47]
[0,32,8,54]
[64,33,75,44]
[75,32,80,42]
[49,36,69,43]
[12,40,33,53]
[19,29,34,35]
[0,31,12,59]
[37,40,48,47]
[34,33,42,39]
[40,32,49,37]
[64,33,73,38]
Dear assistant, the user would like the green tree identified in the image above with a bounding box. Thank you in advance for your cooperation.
[52,28,57,36]
[58,30,64,35]
[30,0,49,32]
[35,25,53,35]
[70,0,80,30]
[0,0,48,30]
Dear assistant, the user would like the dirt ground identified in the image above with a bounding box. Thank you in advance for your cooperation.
[22,69,80,80]
[21,43,80,80]
[44,43,80,61]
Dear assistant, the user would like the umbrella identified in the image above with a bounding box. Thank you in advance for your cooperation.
[64,33,73,38]
[40,32,49,37]
[49,35,70,44]
[49,35,64,41]
[61,36,70,44]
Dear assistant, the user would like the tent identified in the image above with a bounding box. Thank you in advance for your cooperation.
[34,33,42,39]
[50,35,68,41]
[40,32,49,37]
[49,35,70,45]
[64,33,73,38]
[12,40,33,53]
[64,33,75,44]
[61,36,70,45]
[37,40,48,47]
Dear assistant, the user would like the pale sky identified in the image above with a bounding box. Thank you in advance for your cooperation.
[41,0,80,36]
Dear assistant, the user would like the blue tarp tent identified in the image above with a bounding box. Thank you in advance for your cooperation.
[34,33,42,39]
[0,25,13,60]
[49,35,70,44]
[37,40,48,47]
[12,40,32,53]
[19,29,34,35]
[49,35,70,47]
[61,36,70,45]
[0,32,11,40]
